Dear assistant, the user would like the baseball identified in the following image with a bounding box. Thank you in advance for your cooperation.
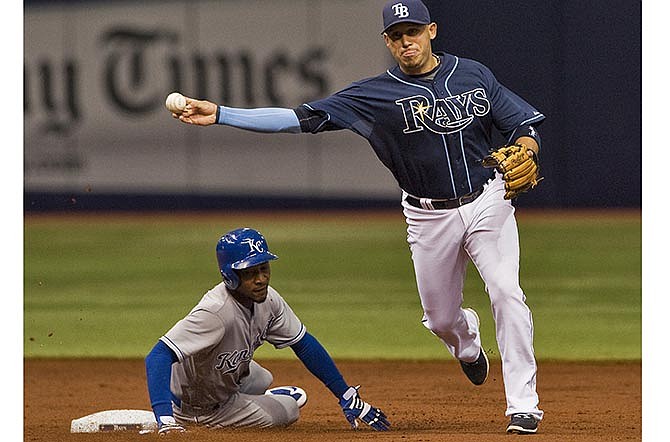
[165,92,187,113]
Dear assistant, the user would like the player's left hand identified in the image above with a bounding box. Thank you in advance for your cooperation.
[338,385,390,431]
[157,416,186,436]
[482,143,543,199]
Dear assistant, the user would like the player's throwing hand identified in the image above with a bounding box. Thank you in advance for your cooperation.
[174,96,218,126]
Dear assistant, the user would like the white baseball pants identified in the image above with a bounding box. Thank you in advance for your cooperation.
[402,175,543,420]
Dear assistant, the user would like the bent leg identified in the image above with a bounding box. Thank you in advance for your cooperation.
[174,360,299,428]
[403,202,481,362]
[191,392,299,428]
[239,360,273,395]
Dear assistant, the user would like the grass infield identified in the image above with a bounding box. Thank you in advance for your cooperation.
[23,209,641,360]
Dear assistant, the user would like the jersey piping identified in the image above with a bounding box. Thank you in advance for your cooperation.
[160,335,186,362]
[273,323,307,349]
[443,56,473,193]
[302,103,331,132]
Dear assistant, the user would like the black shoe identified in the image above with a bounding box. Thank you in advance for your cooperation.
[506,413,539,434]
[459,347,489,385]
[458,309,489,386]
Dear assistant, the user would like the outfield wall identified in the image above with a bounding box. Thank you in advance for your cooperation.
[24,0,399,209]
[24,0,641,210]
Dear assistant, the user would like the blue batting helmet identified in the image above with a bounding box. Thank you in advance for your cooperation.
[216,228,278,290]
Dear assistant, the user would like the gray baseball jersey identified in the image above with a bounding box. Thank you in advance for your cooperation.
[160,282,306,408]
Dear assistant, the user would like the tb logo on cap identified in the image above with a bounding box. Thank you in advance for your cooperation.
[392,2,410,18]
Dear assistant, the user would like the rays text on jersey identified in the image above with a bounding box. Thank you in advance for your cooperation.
[395,88,491,134]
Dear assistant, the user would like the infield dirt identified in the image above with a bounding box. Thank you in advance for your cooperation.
[24,359,641,442]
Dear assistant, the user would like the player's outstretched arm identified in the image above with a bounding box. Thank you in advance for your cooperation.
[291,332,390,431]
[170,94,301,133]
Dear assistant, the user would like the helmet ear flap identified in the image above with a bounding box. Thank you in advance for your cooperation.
[221,267,239,290]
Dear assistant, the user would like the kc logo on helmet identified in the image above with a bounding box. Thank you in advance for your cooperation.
[392,3,410,18]
[241,238,265,253]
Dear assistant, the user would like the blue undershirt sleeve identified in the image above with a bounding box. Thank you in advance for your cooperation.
[145,340,179,421]
[291,332,349,398]
[216,106,301,133]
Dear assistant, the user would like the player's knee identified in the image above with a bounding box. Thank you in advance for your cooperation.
[240,362,274,394]
[424,315,461,338]
[257,367,274,390]
[485,276,520,298]
[267,395,300,427]
[487,281,525,307]
[285,402,300,426]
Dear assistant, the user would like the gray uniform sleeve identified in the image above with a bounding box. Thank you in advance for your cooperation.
[265,292,306,349]
[160,309,225,361]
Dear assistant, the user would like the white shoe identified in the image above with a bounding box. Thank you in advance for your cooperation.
[264,386,308,408]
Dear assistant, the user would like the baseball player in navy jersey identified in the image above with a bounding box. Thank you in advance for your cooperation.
[169,0,544,434]
[145,228,390,434]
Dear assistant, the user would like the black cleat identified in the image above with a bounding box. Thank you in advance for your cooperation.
[459,347,489,385]
[458,308,489,386]
[506,413,539,434]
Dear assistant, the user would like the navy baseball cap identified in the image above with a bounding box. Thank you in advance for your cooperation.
[381,0,431,34]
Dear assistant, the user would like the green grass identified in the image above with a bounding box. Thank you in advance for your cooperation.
[23,211,641,360]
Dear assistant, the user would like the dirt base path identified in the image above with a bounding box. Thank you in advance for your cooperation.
[24,359,640,441]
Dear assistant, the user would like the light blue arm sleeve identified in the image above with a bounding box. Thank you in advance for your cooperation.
[216,106,301,133]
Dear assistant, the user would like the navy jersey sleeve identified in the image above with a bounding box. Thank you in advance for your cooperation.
[297,80,378,138]
[478,62,545,139]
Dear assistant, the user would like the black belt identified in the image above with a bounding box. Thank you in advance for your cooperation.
[405,187,484,210]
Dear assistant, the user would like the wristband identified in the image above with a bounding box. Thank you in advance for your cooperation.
[511,124,541,150]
